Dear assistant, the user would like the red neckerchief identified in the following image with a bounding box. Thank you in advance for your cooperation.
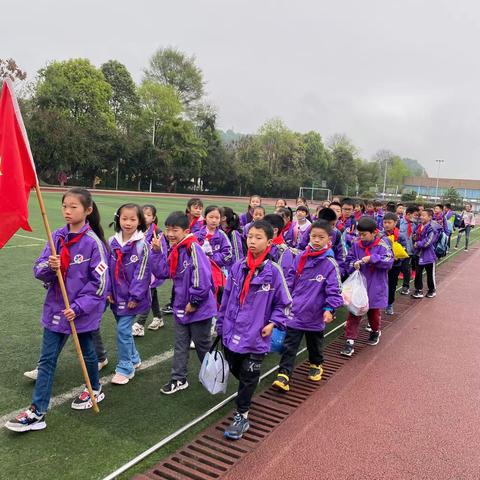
[296,243,331,277]
[385,228,399,242]
[272,234,285,245]
[358,236,381,256]
[416,223,425,237]
[239,247,271,305]
[59,226,91,279]
[406,219,413,238]
[205,230,215,241]
[280,221,292,237]
[336,219,345,232]
[354,211,362,221]
[168,235,199,278]
[114,248,126,282]
[189,215,202,230]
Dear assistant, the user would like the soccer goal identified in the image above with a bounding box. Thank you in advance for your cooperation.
[298,186,332,203]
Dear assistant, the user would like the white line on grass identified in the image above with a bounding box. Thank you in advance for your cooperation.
[0,349,174,426]
[14,233,46,242]
[4,243,43,249]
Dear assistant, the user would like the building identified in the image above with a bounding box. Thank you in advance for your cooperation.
[403,176,480,203]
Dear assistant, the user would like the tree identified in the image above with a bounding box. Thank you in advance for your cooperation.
[326,133,360,157]
[328,147,358,195]
[144,47,204,106]
[401,191,418,202]
[442,187,462,207]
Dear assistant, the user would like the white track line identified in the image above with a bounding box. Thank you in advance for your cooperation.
[0,349,173,426]
[4,243,43,249]
[14,233,46,242]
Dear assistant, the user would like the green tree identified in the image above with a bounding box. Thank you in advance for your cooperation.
[442,187,462,207]
[327,147,358,195]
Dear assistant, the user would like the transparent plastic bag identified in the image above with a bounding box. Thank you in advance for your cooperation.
[342,270,369,316]
[199,337,229,394]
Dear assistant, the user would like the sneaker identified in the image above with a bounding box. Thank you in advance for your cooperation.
[160,379,189,395]
[111,371,135,385]
[5,406,46,432]
[272,373,290,392]
[71,386,105,410]
[400,287,410,296]
[132,323,145,337]
[23,368,38,381]
[307,364,323,382]
[224,412,250,440]
[365,324,372,332]
[386,305,394,315]
[367,330,381,346]
[426,290,437,298]
[454,246,458,250]
[161,304,173,315]
[98,358,108,371]
[340,341,355,357]
[464,249,469,252]
[148,317,164,330]
[411,289,424,299]
[190,340,195,349]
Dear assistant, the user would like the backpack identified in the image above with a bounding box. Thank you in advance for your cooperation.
[453,213,463,229]
[435,231,448,258]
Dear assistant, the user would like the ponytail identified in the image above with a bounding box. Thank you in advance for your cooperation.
[87,201,107,246]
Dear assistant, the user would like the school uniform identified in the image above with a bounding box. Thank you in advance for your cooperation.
[239,211,253,228]
[224,229,246,271]
[281,221,295,248]
[278,247,343,376]
[270,241,296,279]
[345,237,394,338]
[216,256,292,413]
[382,229,408,306]
[399,217,418,289]
[189,215,204,235]
[196,226,233,270]
[32,224,109,412]
[292,220,311,247]
[336,215,358,250]
[413,222,437,293]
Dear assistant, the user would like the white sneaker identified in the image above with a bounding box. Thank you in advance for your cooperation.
[24,368,38,381]
[132,322,145,337]
[148,317,164,330]
[190,340,195,349]
[111,371,135,385]
[98,358,109,371]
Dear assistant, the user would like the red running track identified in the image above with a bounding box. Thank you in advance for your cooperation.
[224,248,480,480]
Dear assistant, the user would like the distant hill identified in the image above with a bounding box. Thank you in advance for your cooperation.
[402,158,428,177]
[219,129,245,144]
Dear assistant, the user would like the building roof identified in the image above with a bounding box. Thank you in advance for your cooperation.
[404,176,480,190]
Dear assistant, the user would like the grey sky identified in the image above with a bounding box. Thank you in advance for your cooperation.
[4,0,480,178]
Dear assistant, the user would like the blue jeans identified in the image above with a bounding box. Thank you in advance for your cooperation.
[455,225,472,249]
[32,329,99,414]
[114,315,141,376]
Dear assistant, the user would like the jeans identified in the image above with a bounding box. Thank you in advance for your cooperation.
[32,328,99,414]
[224,347,264,414]
[136,288,162,326]
[455,225,472,249]
[414,263,436,292]
[171,318,212,381]
[114,315,141,376]
[279,328,324,376]
[345,308,381,340]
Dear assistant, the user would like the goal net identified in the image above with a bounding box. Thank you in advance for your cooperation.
[298,186,332,203]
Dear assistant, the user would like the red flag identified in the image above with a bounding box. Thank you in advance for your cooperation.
[0,79,38,248]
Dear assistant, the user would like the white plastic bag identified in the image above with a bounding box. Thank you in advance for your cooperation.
[199,337,229,394]
[342,270,369,316]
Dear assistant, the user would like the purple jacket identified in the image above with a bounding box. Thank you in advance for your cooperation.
[224,229,245,270]
[145,224,168,288]
[414,222,437,265]
[345,237,394,309]
[286,250,344,331]
[399,218,417,255]
[282,223,295,248]
[239,211,253,228]
[270,243,297,278]
[196,226,233,269]
[108,233,152,316]
[34,224,109,334]
[217,258,292,354]
[375,209,385,231]
[152,239,217,324]
[189,216,204,235]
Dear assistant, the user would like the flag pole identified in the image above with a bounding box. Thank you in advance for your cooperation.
[34,184,100,414]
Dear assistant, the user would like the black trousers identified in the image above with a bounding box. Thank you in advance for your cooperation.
[414,262,435,292]
[400,257,412,288]
[224,347,264,414]
[388,265,402,305]
[279,327,324,377]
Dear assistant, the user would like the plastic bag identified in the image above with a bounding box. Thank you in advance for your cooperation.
[270,327,286,353]
[342,270,369,316]
[199,337,229,394]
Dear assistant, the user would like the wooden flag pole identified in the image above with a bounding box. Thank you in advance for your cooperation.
[34,184,100,413]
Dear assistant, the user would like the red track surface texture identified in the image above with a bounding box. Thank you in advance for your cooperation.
[224,249,480,480]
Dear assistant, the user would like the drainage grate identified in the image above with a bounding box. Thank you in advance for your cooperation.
[132,247,476,480]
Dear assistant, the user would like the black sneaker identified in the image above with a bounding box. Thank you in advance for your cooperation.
[224,412,250,440]
[71,386,105,410]
[5,406,46,432]
[367,330,381,345]
[426,290,436,298]
[161,303,173,315]
[400,287,410,295]
[411,290,424,299]
[272,373,290,391]
[160,378,189,395]
[340,341,354,357]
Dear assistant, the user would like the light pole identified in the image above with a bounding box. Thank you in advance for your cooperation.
[435,159,444,199]
[382,158,389,199]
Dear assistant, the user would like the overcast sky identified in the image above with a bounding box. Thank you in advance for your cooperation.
[3,0,480,178]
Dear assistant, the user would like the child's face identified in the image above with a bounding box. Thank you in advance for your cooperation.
[330,205,341,218]
[247,227,272,257]
[275,199,286,208]
[383,219,396,232]
[366,203,374,211]
[165,226,188,245]
[253,208,265,221]
[143,208,155,226]
[465,204,472,212]
[119,207,140,236]
[205,209,221,229]
[296,209,307,221]
[359,230,375,242]
[62,194,92,226]
[296,198,306,206]
[434,206,442,214]
[189,204,203,218]
[396,205,405,216]
[250,197,261,209]
[310,228,330,250]
[342,204,354,217]
[354,204,362,213]
[374,204,382,212]
[420,211,431,224]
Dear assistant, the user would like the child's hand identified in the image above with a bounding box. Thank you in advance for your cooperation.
[323,311,334,324]
[151,235,163,252]
[261,322,275,337]
[185,303,197,314]
[353,261,362,270]
[127,300,138,309]
[107,295,115,304]
[362,256,370,263]
[63,308,76,322]
[48,255,61,271]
